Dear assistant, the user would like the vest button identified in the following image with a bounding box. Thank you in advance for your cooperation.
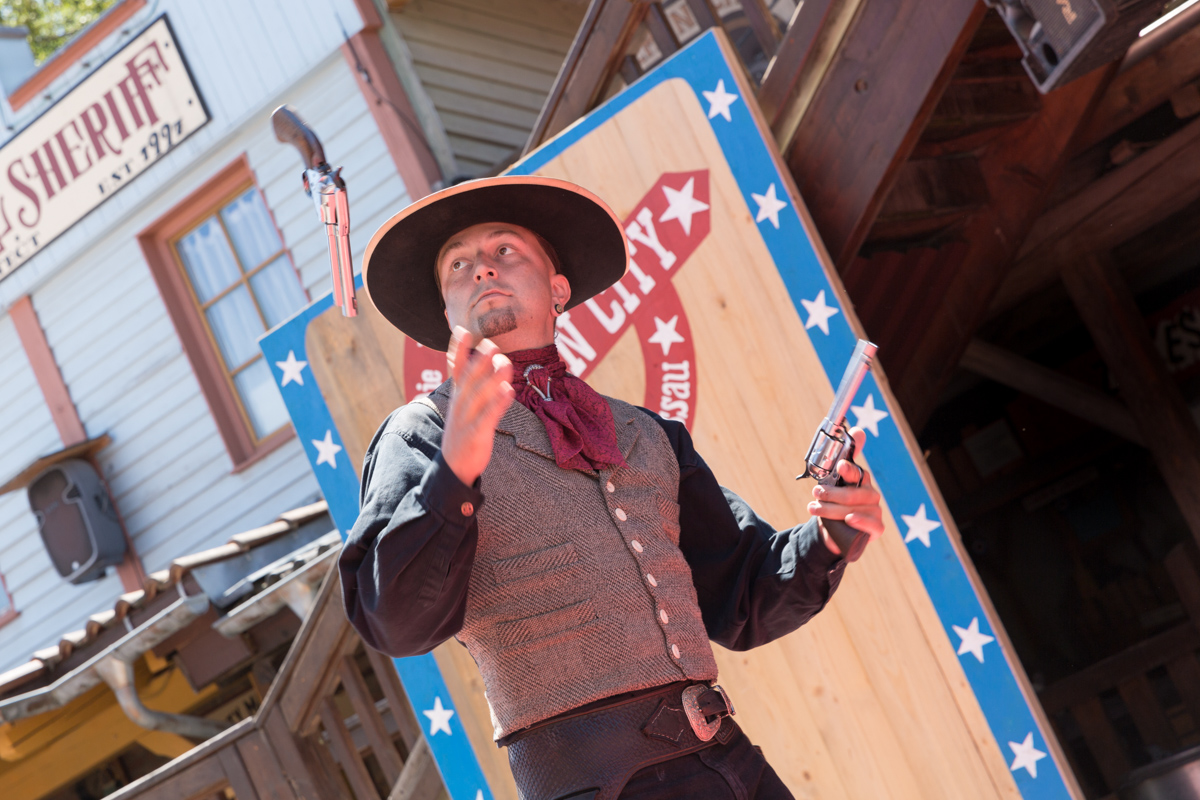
[460,502,474,516]
[606,481,615,493]
[631,540,644,553]
[671,644,681,659]
[659,609,669,624]
[646,573,657,587]
[614,508,627,521]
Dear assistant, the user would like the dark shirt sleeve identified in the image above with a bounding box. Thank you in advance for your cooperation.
[338,403,484,657]
[641,409,847,651]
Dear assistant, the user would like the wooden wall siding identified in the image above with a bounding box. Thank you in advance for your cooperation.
[0,317,121,655]
[0,40,414,671]
[391,0,588,177]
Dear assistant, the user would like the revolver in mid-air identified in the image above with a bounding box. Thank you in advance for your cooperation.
[798,339,878,562]
[271,105,357,317]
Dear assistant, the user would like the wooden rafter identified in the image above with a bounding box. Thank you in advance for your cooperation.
[1062,254,1200,550]
[1078,22,1200,152]
[960,338,1142,445]
[784,0,985,271]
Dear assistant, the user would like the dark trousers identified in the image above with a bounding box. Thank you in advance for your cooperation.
[618,728,794,800]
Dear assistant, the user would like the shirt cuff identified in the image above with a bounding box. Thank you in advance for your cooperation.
[805,518,846,572]
[419,452,485,524]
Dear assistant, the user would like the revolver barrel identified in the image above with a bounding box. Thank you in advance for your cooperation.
[826,339,877,429]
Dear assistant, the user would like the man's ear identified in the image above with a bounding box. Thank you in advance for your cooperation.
[444,308,450,326]
[550,273,571,309]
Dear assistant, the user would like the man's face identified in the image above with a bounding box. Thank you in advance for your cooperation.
[437,222,569,348]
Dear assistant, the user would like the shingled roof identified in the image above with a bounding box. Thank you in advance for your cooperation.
[0,500,335,700]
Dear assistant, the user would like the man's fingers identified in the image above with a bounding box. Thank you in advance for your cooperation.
[836,458,866,486]
[807,500,885,536]
[475,337,500,359]
[849,427,867,453]
[815,481,877,506]
[844,511,884,537]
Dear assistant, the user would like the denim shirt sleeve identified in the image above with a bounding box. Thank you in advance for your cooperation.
[338,402,484,657]
[639,409,846,650]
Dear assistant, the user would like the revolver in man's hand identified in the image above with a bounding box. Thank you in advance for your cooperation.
[798,339,878,561]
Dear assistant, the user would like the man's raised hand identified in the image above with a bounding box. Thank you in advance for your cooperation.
[441,326,515,486]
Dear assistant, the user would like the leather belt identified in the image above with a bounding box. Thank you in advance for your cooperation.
[505,682,738,800]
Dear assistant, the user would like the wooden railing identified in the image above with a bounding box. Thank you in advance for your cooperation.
[1039,543,1200,798]
[525,0,840,155]
[102,572,445,800]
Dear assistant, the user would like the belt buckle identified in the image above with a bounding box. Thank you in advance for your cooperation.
[681,684,735,742]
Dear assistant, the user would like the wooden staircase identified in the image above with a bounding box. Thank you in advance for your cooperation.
[102,571,446,800]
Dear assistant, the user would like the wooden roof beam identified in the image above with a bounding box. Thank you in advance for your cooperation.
[960,338,1143,445]
[784,0,986,271]
[991,111,1200,319]
[893,67,1114,427]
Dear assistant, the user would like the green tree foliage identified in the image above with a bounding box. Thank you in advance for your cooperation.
[0,0,117,64]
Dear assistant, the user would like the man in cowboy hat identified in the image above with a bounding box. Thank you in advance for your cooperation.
[340,176,883,800]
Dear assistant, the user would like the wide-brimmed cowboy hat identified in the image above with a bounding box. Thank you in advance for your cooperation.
[363,176,629,351]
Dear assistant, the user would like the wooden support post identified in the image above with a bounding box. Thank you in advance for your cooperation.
[1062,254,1200,549]
[524,0,649,153]
[960,338,1143,445]
[757,0,835,129]
[740,0,782,56]
[645,3,680,59]
[784,0,984,270]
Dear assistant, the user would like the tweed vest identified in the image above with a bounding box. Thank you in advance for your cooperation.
[424,383,719,739]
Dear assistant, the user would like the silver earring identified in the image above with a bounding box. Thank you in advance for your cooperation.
[554,303,564,315]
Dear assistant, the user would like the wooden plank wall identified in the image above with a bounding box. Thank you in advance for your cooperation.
[305,76,1032,800]
[390,0,587,176]
[0,316,128,665]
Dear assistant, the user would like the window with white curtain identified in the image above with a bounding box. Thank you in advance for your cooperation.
[173,187,307,440]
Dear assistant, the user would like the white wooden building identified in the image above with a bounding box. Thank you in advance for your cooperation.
[0,0,582,678]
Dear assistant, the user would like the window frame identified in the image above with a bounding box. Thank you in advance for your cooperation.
[138,155,307,471]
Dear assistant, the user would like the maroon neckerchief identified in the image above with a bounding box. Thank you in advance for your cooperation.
[506,345,626,472]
